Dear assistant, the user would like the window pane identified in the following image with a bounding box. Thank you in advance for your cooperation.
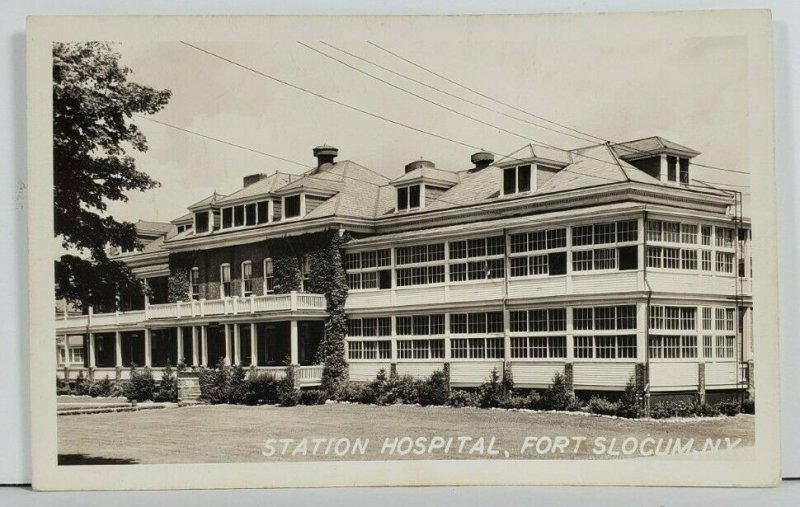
[517,165,531,192]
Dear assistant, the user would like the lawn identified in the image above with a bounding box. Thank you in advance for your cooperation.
[58,403,755,465]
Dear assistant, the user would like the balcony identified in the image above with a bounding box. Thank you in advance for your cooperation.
[55,291,327,332]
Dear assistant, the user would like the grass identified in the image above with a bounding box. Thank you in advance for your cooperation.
[58,403,755,464]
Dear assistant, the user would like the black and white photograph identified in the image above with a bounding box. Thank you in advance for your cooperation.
[25,12,780,489]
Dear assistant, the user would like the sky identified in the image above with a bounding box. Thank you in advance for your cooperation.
[102,15,752,225]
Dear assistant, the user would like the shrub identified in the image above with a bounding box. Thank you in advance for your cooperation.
[277,360,299,406]
[526,390,542,410]
[227,364,249,405]
[498,394,529,410]
[74,371,92,396]
[476,368,505,408]
[110,380,126,398]
[196,359,249,404]
[299,389,328,405]
[88,376,113,398]
[539,373,574,411]
[716,399,742,417]
[741,399,755,414]
[446,389,476,408]
[418,370,449,406]
[693,401,720,417]
[154,365,178,402]
[650,400,713,419]
[56,377,71,395]
[125,366,156,402]
[370,371,421,405]
[616,377,642,419]
[588,396,620,416]
[244,370,279,405]
[335,382,372,403]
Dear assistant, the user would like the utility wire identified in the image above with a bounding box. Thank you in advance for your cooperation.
[367,41,751,177]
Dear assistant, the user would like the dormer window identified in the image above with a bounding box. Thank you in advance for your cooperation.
[221,201,272,229]
[195,212,210,233]
[666,156,691,184]
[503,165,532,195]
[397,184,421,212]
[284,195,302,219]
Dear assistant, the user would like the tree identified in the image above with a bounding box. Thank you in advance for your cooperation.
[53,42,171,311]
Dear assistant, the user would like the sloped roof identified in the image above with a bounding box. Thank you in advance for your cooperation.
[217,172,296,204]
[502,143,573,166]
[135,220,172,237]
[170,212,194,225]
[187,191,226,211]
[611,136,701,159]
[302,161,391,220]
[391,165,460,186]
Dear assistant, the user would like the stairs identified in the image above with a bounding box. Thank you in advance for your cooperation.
[177,376,203,405]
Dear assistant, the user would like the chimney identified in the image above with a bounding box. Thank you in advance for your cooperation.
[470,151,494,170]
[404,160,435,173]
[243,173,268,187]
[313,145,338,168]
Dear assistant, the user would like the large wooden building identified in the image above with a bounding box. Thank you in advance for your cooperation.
[55,137,753,399]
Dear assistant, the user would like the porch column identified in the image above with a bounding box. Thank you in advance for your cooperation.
[61,335,69,367]
[191,326,199,367]
[144,328,152,367]
[200,326,208,367]
[87,333,96,368]
[224,324,231,366]
[114,331,122,368]
[233,324,241,365]
[176,327,184,365]
[250,322,258,367]
[290,319,299,364]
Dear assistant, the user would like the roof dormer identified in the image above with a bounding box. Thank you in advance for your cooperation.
[391,159,458,213]
[611,136,701,186]
[498,144,571,196]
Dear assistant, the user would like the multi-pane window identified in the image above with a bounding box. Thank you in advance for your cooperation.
[347,317,392,337]
[397,339,444,359]
[648,335,697,359]
[510,336,567,359]
[680,224,698,244]
[715,308,735,331]
[509,228,567,277]
[397,184,421,211]
[703,335,714,358]
[221,201,270,229]
[509,308,566,333]
[572,335,637,359]
[503,164,532,195]
[346,249,392,290]
[220,264,231,298]
[702,307,712,330]
[450,337,504,359]
[450,312,504,334]
[716,252,734,273]
[396,314,445,336]
[716,336,736,359]
[347,341,391,360]
[681,249,697,270]
[190,267,200,300]
[195,212,210,233]
[716,227,734,248]
[701,250,713,271]
[241,261,253,297]
[649,306,695,330]
[396,243,445,287]
[299,255,311,292]
[572,306,637,330]
[263,258,274,294]
[701,225,712,246]
[284,195,302,219]
[571,220,637,272]
[449,236,504,282]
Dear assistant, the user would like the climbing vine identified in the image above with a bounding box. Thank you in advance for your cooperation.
[167,252,195,302]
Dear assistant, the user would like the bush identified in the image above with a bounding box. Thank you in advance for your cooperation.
[616,377,642,419]
[197,359,249,404]
[476,368,505,408]
[741,399,755,414]
[299,389,328,405]
[588,396,620,416]
[446,389,476,408]
[650,399,720,419]
[539,373,575,411]
[335,382,372,403]
[693,401,720,417]
[244,370,279,405]
[498,394,529,410]
[716,399,742,417]
[526,390,542,410]
[154,365,178,402]
[418,370,449,406]
[277,360,299,406]
[125,366,156,402]
[74,371,92,396]
[88,376,113,398]
[56,377,71,395]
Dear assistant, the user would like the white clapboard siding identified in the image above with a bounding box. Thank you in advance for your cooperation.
[345,291,392,310]
[705,361,738,387]
[573,362,636,389]
[394,286,446,307]
[570,272,639,295]
[649,362,698,391]
[349,362,391,382]
[510,362,564,388]
[396,362,444,379]
[647,272,736,295]
[447,283,505,304]
[449,361,504,387]
[507,277,567,299]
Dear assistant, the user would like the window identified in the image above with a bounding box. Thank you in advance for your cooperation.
[716,336,736,359]
[347,317,392,337]
[703,335,714,358]
[450,312,504,334]
[593,248,616,270]
[570,306,638,331]
[572,250,593,271]
[69,346,85,364]
[701,250,713,271]
[510,336,566,359]
[450,337,504,359]
[716,252,734,273]
[396,243,445,287]
[222,207,233,228]
[395,314,445,336]
[667,156,677,182]
[233,205,245,227]
[300,256,311,292]
[397,184,421,211]
[617,220,638,242]
[397,339,444,359]
[680,224,698,244]
[681,249,697,270]
[702,307,712,330]
[701,225,712,246]
[509,228,567,278]
[348,340,391,360]
[346,249,392,290]
[195,212,209,233]
[647,220,662,242]
[715,308,735,331]
[649,335,697,359]
[503,165,532,195]
[663,222,680,243]
[570,221,636,272]
[449,236,505,282]
[220,264,231,298]
[716,227,734,248]
[241,261,253,297]
[663,248,680,269]
[679,158,690,184]
[574,336,593,358]
[647,247,662,268]
[190,268,200,300]
[284,195,302,219]
[508,308,566,333]
[245,203,257,225]
[649,306,695,330]
[263,258,274,294]
[257,201,269,224]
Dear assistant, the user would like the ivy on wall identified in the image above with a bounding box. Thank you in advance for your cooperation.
[167,252,195,302]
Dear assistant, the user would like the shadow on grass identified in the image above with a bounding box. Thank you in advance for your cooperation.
[58,454,139,465]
